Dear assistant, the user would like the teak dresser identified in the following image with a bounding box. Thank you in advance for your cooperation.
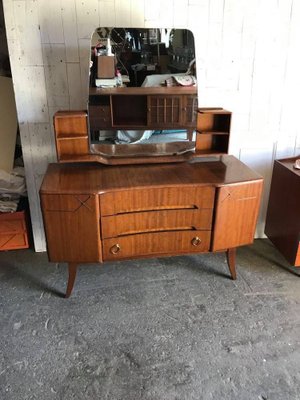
[40,156,263,297]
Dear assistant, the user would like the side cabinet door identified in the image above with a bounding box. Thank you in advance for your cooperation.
[183,95,198,127]
[212,181,263,251]
[41,194,101,263]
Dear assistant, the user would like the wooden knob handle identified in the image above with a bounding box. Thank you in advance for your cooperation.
[110,244,121,254]
[191,236,201,246]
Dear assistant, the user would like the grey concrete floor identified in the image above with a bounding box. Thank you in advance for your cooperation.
[0,239,300,400]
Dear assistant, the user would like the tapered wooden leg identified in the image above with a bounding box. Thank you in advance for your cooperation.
[226,248,237,280]
[65,263,78,298]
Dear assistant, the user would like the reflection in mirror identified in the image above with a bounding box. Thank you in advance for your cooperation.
[88,28,197,158]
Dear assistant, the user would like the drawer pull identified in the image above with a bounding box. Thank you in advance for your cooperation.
[191,236,201,246]
[110,244,121,254]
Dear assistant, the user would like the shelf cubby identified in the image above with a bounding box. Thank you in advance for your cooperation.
[196,108,231,155]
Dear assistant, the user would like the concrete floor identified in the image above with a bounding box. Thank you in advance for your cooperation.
[0,239,300,400]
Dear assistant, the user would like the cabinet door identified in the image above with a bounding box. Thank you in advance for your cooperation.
[147,96,182,127]
[183,95,198,127]
[212,181,263,251]
[41,194,101,263]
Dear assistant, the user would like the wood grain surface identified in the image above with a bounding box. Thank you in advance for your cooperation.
[100,186,214,216]
[212,181,263,251]
[41,194,101,262]
[40,155,262,195]
[101,209,213,238]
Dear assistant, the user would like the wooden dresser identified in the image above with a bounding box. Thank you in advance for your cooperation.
[265,156,300,267]
[40,156,263,297]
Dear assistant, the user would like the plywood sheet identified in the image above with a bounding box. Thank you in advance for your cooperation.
[0,76,18,172]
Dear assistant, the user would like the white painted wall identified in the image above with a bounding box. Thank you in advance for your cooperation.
[3,0,300,251]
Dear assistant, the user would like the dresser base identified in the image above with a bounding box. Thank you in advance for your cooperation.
[40,156,262,298]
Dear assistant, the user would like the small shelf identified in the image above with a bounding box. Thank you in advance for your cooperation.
[112,95,148,127]
[197,108,231,133]
[196,108,231,155]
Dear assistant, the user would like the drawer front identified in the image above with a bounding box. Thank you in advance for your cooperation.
[89,105,112,129]
[90,116,112,129]
[89,105,111,117]
[102,230,211,260]
[100,186,215,216]
[101,209,213,238]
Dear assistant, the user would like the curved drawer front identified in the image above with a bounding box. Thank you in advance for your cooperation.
[101,209,213,238]
[102,230,211,261]
[100,186,215,216]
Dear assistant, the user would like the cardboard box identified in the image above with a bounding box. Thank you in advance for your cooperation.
[97,55,115,79]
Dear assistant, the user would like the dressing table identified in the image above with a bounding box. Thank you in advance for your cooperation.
[40,112,263,297]
[40,27,263,297]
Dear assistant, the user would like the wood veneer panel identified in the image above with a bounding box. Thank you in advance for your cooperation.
[101,208,213,238]
[102,230,211,261]
[41,194,101,262]
[100,186,215,216]
[212,180,263,251]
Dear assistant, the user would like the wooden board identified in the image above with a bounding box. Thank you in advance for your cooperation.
[0,77,18,172]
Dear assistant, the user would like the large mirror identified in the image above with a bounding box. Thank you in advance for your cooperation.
[88,27,197,158]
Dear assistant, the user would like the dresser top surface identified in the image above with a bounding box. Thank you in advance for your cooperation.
[276,156,300,177]
[40,155,262,195]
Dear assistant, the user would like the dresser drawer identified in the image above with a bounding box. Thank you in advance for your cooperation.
[102,230,211,260]
[90,116,112,129]
[89,105,112,129]
[100,186,215,216]
[89,104,111,117]
[101,209,213,238]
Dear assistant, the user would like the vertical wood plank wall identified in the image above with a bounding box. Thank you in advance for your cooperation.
[2,0,300,251]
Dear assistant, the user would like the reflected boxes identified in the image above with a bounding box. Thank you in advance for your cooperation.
[97,55,115,79]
